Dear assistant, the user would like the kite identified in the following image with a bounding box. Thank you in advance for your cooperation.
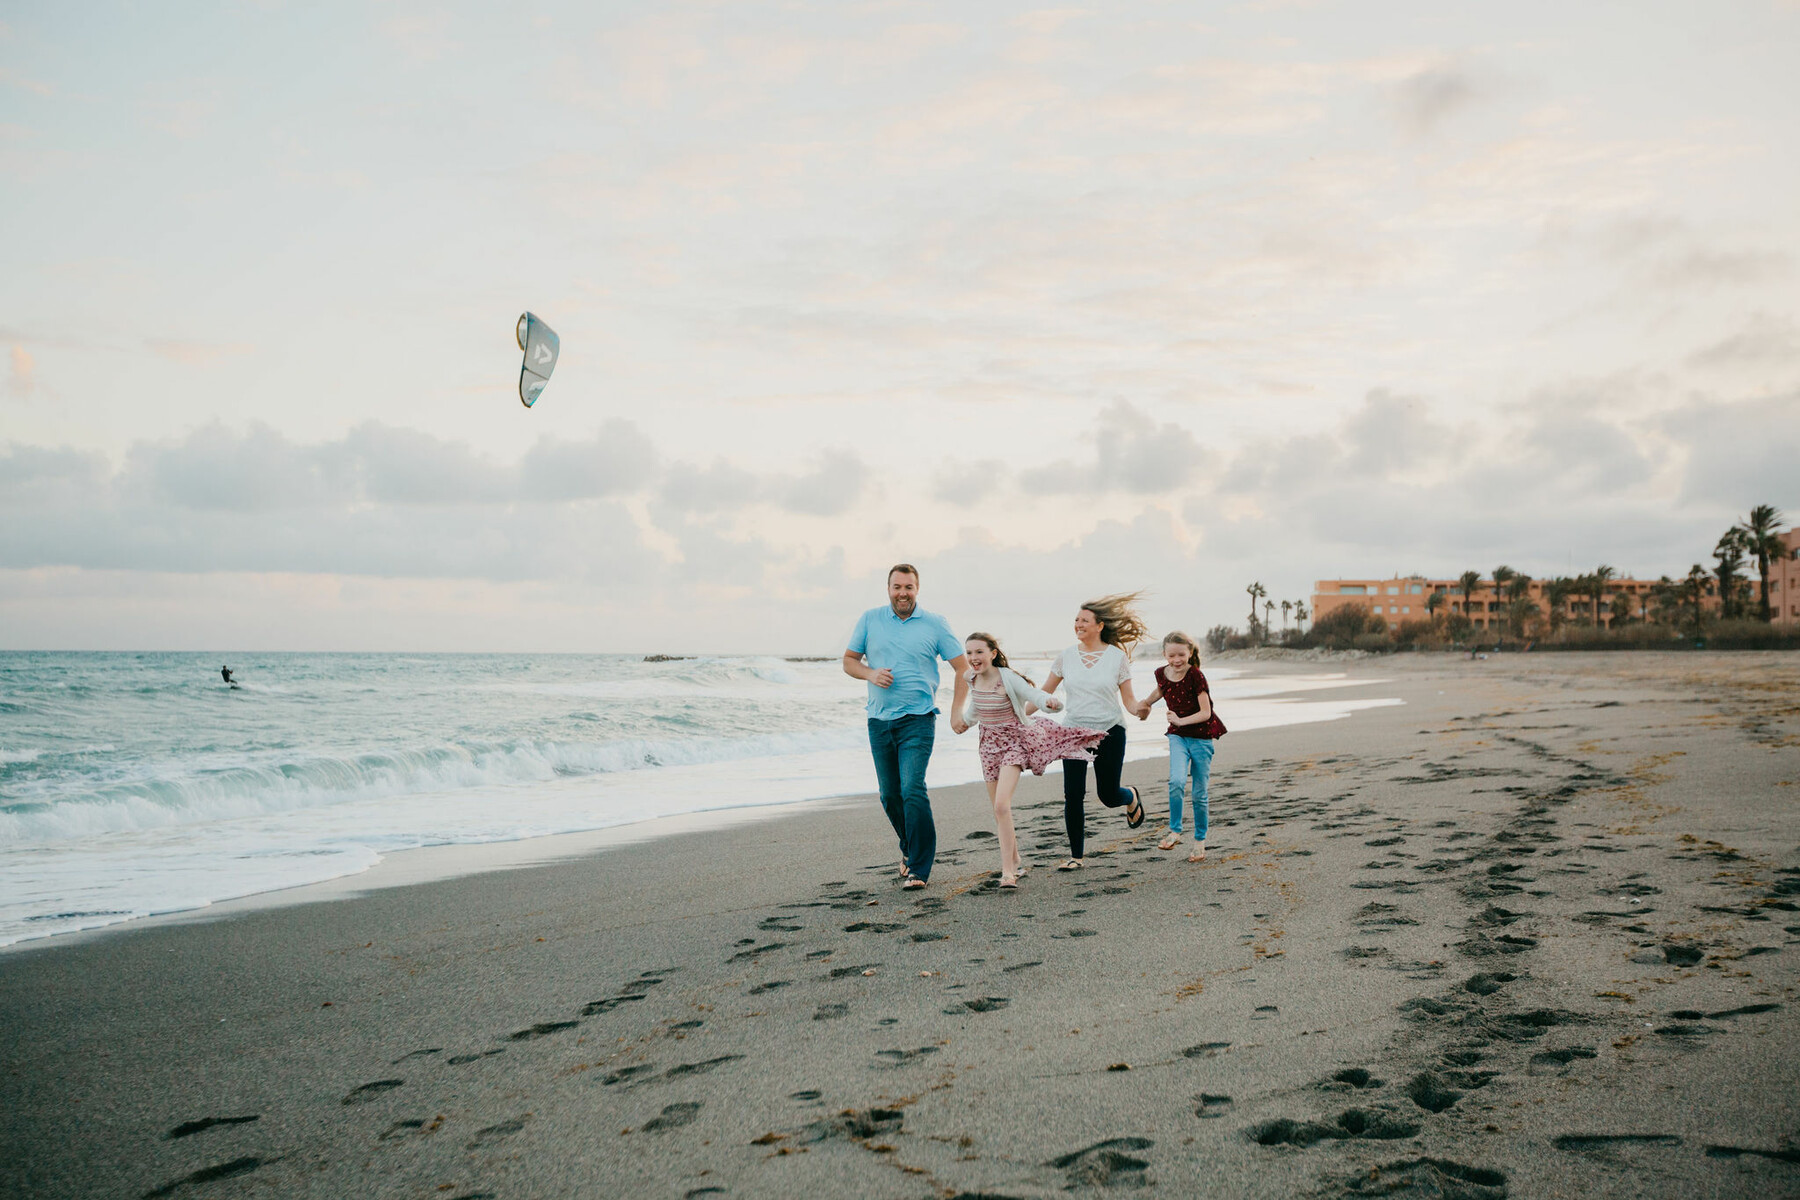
[515,312,560,408]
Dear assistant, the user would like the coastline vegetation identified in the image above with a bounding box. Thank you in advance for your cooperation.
[1208,504,1800,654]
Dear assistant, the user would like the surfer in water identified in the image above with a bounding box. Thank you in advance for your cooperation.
[221,665,236,687]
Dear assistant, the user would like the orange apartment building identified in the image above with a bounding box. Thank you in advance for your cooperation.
[1313,530,1800,632]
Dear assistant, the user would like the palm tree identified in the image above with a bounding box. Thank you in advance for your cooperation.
[1507,573,1533,602]
[1679,564,1710,635]
[1713,529,1748,621]
[1734,505,1793,623]
[1426,590,1444,619]
[1507,596,1538,637]
[1293,600,1309,630]
[1281,599,1292,632]
[1493,566,1516,605]
[1544,577,1574,632]
[1246,581,1266,639]
[1590,565,1616,628]
[1263,598,1276,640]
[1458,571,1483,627]
[1609,591,1634,627]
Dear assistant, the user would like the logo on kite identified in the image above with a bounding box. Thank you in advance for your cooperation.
[515,312,560,408]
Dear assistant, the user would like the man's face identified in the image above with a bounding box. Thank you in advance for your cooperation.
[888,572,919,617]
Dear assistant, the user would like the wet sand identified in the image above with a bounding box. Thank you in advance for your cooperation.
[3,653,1797,1199]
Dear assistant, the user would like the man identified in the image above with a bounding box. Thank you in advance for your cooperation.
[843,564,969,889]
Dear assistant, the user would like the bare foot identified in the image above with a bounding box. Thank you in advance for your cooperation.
[1187,844,1206,862]
[1158,832,1182,851]
[903,877,927,889]
[999,874,1019,889]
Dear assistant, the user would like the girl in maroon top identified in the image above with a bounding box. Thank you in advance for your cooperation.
[1135,631,1224,861]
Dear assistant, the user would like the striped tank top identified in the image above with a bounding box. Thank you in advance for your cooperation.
[971,686,1018,727]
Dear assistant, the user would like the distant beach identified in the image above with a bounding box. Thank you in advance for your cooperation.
[2,653,1794,1199]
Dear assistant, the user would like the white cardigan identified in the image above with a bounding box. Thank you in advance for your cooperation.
[961,667,1062,727]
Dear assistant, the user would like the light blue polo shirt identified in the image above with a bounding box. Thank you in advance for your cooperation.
[846,605,963,721]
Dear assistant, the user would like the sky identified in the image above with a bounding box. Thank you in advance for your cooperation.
[3,0,1798,653]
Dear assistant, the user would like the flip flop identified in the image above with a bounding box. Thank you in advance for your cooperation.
[902,877,927,889]
[1056,859,1084,871]
[1125,787,1146,829]
[999,875,1019,890]
[1158,832,1182,851]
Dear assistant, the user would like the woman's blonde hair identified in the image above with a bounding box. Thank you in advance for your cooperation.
[1161,629,1202,665]
[1078,591,1150,653]
[966,631,1034,686]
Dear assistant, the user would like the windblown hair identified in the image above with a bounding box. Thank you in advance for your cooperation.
[966,631,1033,686]
[1079,591,1150,653]
[1161,629,1203,666]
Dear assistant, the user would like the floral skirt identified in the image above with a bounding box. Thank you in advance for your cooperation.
[978,716,1107,782]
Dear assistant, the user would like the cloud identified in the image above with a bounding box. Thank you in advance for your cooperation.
[7,345,34,398]
[1393,63,1481,136]
[1020,400,1205,495]
[772,452,866,516]
[1686,313,1800,371]
[145,339,254,365]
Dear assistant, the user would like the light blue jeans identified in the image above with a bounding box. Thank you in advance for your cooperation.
[1168,735,1214,838]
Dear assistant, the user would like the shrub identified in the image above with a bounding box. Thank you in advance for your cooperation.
[1305,604,1388,650]
[1205,624,1236,654]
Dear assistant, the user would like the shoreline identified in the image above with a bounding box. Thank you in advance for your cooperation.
[0,660,1398,953]
[4,652,1796,1199]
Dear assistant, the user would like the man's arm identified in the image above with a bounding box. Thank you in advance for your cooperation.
[947,653,971,734]
[842,651,892,688]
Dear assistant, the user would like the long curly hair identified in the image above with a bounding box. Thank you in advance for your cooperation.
[965,631,1034,686]
[1079,591,1150,653]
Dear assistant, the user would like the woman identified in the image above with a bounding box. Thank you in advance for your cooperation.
[1041,592,1148,870]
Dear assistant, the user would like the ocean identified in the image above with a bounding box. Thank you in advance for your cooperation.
[0,651,1400,947]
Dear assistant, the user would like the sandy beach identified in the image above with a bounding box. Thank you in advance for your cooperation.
[3,652,1797,1199]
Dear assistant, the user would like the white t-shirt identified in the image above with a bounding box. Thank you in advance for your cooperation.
[1049,643,1131,732]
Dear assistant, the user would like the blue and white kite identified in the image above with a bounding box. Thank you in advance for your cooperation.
[515,312,560,408]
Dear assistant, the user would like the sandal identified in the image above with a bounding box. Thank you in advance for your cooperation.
[1056,859,1084,871]
[1188,844,1206,863]
[902,877,927,889]
[1158,832,1182,851]
[1125,787,1145,829]
[999,875,1019,889]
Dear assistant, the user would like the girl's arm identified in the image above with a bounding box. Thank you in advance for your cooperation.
[1171,691,1214,726]
[1134,684,1162,720]
[1011,671,1062,716]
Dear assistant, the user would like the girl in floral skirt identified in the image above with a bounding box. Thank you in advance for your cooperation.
[956,632,1109,888]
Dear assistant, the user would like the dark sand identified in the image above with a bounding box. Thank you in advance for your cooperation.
[3,654,1798,1199]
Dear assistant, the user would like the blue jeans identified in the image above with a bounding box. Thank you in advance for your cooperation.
[868,712,937,881]
[1168,735,1214,838]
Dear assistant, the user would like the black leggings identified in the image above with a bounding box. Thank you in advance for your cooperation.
[1063,724,1131,859]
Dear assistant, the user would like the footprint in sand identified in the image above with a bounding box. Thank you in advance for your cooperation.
[341,1079,403,1105]
[466,1116,528,1149]
[814,1002,849,1021]
[641,1102,701,1132]
[165,1115,260,1140]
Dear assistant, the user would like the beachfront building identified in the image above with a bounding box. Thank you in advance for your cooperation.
[1770,529,1800,627]
[1310,576,1652,632]
[1313,568,1769,633]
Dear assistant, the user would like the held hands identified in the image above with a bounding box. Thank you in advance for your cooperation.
[950,715,968,735]
[1134,701,1152,721]
[1044,696,1063,712]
